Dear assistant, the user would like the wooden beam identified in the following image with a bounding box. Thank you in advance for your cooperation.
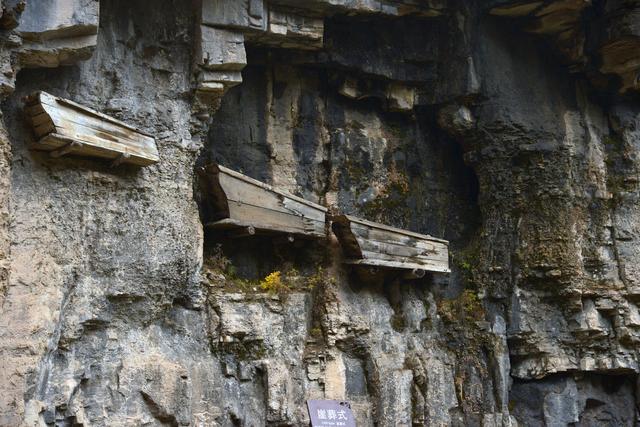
[227,226,256,239]
[49,139,81,158]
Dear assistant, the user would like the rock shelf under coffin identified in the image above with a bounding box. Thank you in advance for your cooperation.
[24,91,159,166]
[331,214,450,276]
[199,163,328,239]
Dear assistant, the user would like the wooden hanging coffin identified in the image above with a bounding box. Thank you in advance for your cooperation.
[24,91,159,166]
[199,163,328,239]
[331,214,450,276]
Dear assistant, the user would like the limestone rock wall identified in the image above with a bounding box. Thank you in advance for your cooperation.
[0,0,640,426]
[0,114,10,309]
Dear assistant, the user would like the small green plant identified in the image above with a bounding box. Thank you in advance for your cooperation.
[452,241,481,288]
[306,266,331,290]
[437,289,484,325]
[204,250,333,295]
[310,327,323,338]
[214,341,267,361]
[603,135,623,149]
[390,313,407,331]
[358,168,411,225]
[260,271,284,293]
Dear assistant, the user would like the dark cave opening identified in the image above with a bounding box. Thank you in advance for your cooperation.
[510,372,640,426]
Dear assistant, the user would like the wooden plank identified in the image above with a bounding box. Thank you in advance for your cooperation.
[200,163,328,239]
[282,196,326,222]
[24,103,46,117]
[28,111,52,127]
[35,133,155,166]
[353,223,448,246]
[351,224,446,252]
[24,91,159,166]
[217,165,327,213]
[204,218,242,230]
[219,172,288,213]
[52,128,156,160]
[361,232,448,253]
[31,134,156,166]
[218,174,326,224]
[39,98,156,141]
[331,214,450,274]
[206,216,324,238]
[358,249,447,268]
[345,258,450,273]
[356,238,448,262]
[228,201,324,236]
[42,109,154,149]
[343,214,448,243]
[228,201,308,230]
[38,105,156,154]
[38,92,153,136]
[32,121,56,138]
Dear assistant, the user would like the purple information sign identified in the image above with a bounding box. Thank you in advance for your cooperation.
[307,400,356,427]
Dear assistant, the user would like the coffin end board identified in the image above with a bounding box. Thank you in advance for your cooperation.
[331,214,450,275]
[24,91,159,167]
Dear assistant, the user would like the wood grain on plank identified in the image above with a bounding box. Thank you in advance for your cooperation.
[331,214,450,274]
[344,258,451,273]
[202,163,328,238]
[25,91,159,166]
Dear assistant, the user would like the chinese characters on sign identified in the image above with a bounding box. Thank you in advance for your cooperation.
[307,400,356,427]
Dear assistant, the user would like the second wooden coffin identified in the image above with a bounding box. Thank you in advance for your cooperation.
[24,91,159,166]
[331,215,450,274]
[199,163,328,238]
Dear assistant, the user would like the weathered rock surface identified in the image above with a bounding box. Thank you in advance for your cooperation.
[1,0,640,426]
[16,0,99,68]
[489,0,640,94]
[0,117,10,306]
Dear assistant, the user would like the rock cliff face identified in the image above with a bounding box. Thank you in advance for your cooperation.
[1,0,640,426]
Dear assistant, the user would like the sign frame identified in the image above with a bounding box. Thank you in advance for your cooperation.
[307,400,356,427]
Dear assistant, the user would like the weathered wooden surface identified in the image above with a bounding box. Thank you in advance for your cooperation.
[331,214,450,274]
[199,163,328,238]
[24,91,159,166]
